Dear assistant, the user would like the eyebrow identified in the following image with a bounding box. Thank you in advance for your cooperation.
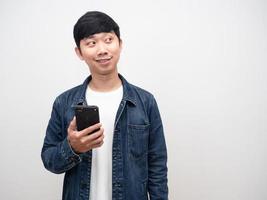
[83,32,114,41]
[84,35,95,40]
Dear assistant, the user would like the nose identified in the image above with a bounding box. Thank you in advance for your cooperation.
[97,42,108,57]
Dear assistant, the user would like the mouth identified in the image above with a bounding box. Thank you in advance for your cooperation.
[95,56,112,64]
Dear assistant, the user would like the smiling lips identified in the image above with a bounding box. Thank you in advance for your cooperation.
[95,57,112,64]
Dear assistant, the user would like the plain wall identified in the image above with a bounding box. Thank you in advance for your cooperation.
[0,0,266,199]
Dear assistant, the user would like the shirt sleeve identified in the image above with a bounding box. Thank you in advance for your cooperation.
[147,95,169,199]
[41,97,81,174]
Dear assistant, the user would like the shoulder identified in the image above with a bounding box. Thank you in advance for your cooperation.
[124,80,161,122]
[128,82,154,98]
[53,83,85,109]
[120,74,156,105]
[58,84,83,99]
[125,81,157,110]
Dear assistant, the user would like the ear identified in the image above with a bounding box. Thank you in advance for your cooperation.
[75,47,84,61]
[119,39,123,52]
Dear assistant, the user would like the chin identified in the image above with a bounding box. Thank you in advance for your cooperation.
[96,68,117,76]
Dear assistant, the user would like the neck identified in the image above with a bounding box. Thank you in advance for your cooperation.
[89,72,122,92]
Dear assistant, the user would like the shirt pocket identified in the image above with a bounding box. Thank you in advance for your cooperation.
[128,124,150,160]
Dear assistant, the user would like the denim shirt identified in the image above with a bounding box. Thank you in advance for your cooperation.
[41,74,168,200]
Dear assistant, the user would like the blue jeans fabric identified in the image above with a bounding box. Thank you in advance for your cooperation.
[41,74,168,200]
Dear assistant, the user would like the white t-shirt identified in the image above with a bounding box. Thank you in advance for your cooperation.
[86,85,123,200]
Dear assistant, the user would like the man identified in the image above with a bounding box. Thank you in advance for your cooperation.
[41,11,168,200]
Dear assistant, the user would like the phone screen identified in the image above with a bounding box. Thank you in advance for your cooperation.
[74,105,100,132]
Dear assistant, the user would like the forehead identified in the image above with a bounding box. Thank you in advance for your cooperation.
[84,32,116,40]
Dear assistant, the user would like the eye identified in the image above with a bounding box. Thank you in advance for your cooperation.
[85,40,96,47]
[105,37,113,43]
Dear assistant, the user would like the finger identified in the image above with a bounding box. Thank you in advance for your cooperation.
[91,132,104,146]
[79,123,102,136]
[91,140,104,149]
[82,128,104,143]
[68,116,77,132]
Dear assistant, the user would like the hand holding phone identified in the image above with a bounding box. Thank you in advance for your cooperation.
[67,106,103,153]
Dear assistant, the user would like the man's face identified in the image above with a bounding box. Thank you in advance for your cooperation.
[75,32,122,76]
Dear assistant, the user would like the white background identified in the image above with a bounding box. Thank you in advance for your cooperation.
[0,0,266,199]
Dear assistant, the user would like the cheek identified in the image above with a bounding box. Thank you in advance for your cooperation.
[83,53,96,62]
[80,47,96,58]
[111,46,122,57]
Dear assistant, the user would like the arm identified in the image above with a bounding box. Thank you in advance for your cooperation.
[148,96,168,199]
[41,98,81,174]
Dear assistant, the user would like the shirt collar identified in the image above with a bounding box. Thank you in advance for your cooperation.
[73,74,137,107]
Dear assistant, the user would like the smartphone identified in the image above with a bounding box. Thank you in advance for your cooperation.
[74,105,100,132]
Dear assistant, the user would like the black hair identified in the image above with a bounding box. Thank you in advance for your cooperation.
[73,11,120,48]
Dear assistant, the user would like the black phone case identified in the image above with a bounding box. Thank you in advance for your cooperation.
[74,105,100,132]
